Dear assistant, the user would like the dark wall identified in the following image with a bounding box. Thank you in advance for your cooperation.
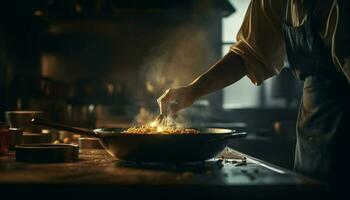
[0,0,232,123]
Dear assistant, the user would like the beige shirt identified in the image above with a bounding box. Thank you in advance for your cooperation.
[230,0,350,85]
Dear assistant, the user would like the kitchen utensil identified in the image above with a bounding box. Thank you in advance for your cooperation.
[9,128,23,150]
[153,100,178,126]
[15,144,79,163]
[32,117,247,163]
[5,111,44,132]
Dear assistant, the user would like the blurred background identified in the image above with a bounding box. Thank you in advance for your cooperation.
[0,0,302,169]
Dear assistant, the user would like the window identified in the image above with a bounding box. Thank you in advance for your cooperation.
[221,0,301,109]
[222,0,259,109]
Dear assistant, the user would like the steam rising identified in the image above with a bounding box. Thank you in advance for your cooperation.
[140,24,215,94]
[135,24,214,126]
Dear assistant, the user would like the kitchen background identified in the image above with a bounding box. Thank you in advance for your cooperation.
[0,0,303,169]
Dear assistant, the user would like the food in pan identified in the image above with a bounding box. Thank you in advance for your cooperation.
[122,113,199,134]
[121,125,199,134]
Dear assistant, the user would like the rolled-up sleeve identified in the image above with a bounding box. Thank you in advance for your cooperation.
[230,0,286,85]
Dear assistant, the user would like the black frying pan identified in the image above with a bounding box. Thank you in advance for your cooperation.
[31,118,246,163]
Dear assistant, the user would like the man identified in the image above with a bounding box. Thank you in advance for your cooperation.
[157,0,350,188]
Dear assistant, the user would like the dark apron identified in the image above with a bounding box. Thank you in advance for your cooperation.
[283,0,350,181]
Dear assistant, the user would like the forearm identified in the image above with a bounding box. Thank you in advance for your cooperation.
[188,51,248,99]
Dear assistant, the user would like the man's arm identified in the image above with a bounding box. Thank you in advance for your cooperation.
[190,51,247,100]
[158,0,285,114]
[157,51,247,114]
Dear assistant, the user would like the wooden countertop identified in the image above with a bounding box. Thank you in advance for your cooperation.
[0,148,327,200]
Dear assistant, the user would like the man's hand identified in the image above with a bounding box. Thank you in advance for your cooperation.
[157,85,197,115]
[157,51,247,116]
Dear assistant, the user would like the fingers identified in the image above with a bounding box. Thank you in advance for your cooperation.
[157,88,182,115]
[157,88,173,114]
[157,87,193,115]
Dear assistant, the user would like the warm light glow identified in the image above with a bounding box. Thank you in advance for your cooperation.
[122,126,199,134]
[106,83,114,95]
[150,121,157,127]
[157,126,164,132]
[33,10,45,16]
[42,129,50,134]
[88,104,95,112]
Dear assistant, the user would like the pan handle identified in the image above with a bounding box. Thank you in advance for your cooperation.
[31,117,98,138]
[208,132,247,143]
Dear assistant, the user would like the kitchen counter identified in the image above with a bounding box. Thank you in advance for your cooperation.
[0,148,327,200]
